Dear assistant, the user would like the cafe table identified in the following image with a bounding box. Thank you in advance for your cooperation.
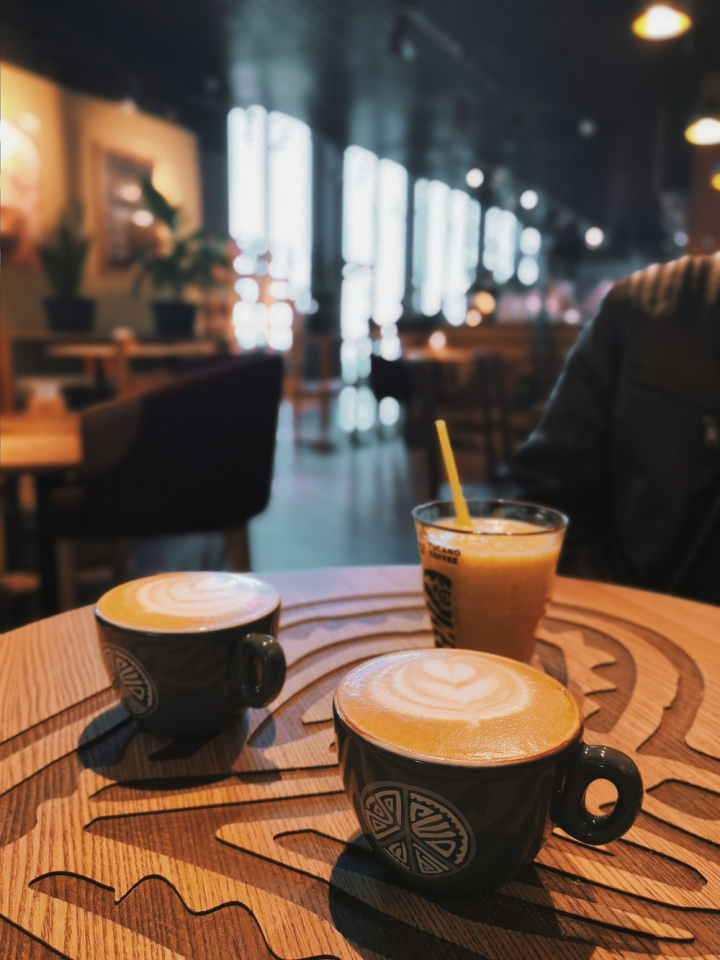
[1,566,719,959]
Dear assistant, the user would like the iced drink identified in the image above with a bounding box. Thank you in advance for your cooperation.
[413,501,567,662]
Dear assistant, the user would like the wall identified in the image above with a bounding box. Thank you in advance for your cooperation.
[0,61,202,332]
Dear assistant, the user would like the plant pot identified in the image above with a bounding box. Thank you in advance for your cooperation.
[151,301,197,338]
[44,297,96,332]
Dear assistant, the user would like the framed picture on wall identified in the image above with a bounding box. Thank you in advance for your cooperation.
[95,147,158,270]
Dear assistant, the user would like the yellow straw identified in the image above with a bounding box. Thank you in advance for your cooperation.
[435,420,472,530]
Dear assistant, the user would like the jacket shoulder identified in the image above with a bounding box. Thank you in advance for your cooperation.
[610,254,720,319]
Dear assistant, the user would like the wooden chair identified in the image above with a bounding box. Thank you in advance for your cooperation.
[42,354,283,611]
[417,354,523,499]
[286,319,342,450]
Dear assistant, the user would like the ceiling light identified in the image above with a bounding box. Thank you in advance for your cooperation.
[685,95,720,145]
[465,168,484,189]
[519,189,539,210]
[632,3,691,40]
[711,164,720,191]
[585,226,604,249]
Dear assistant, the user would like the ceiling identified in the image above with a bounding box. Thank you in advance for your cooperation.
[3,0,720,255]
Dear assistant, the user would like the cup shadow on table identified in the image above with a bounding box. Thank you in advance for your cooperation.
[327,846,595,960]
[77,705,280,793]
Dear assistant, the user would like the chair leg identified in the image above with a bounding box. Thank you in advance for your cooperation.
[55,539,77,612]
[224,525,251,573]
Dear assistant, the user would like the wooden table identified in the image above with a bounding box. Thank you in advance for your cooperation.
[1,567,719,959]
[46,339,222,396]
[0,414,83,473]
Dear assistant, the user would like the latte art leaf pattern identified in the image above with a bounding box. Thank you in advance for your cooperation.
[368,653,530,724]
[97,571,280,632]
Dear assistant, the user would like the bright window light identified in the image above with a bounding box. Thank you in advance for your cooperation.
[343,146,377,267]
[267,111,312,305]
[373,158,408,325]
[228,106,267,253]
[421,180,450,316]
[519,189,539,210]
[228,106,312,352]
[483,207,518,283]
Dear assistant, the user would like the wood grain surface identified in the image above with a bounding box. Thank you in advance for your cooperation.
[1,566,720,959]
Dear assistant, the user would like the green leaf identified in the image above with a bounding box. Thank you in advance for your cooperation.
[141,178,178,231]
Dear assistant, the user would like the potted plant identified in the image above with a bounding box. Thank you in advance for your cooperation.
[133,178,230,337]
[40,202,95,331]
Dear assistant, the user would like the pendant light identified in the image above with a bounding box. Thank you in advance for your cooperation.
[685,95,720,146]
[632,2,692,40]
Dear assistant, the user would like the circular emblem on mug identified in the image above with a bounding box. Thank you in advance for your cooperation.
[360,782,474,877]
[103,644,158,718]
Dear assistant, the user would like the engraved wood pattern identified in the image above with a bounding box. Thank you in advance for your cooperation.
[2,566,720,959]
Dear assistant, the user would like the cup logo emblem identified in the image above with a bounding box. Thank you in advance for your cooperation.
[423,569,456,648]
[103,644,158,718]
[361,783,474,878]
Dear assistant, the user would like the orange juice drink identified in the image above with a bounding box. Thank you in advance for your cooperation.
[413,501,568,662]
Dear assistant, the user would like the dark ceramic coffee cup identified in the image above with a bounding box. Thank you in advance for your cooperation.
[334,649,643,894]
[95,572,286,738]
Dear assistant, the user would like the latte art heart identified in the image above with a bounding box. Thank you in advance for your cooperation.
[336,649,582,764]
[372,654,530,723]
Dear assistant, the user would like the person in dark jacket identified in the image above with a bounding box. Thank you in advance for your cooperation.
[512,253,720,605]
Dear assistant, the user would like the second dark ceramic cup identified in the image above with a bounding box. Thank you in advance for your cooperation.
[96,575,285,738]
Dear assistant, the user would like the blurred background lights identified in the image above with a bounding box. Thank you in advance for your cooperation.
[465,308,482,327]
[585,226,605,249]
[472,291,496,314]
[564,307,582,324]
[378,396,401,427]
[519,226,542,256]
[130,209,153,227]
[674,230,689,246]
[519,189,539,210]
[235,277,260,302]
[711,165,720,191]
[685,114,720,146]
[525,293,543,315]
[545,295,561,316]
[429,330,447,351]
[632,3,692,40]
[119,183,142,203]
[233,253,257,275]
[517,257,540,285]
[465,167,484,188]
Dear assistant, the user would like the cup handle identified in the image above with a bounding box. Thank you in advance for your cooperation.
[555,744,643,845]
[233,634,286,708]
